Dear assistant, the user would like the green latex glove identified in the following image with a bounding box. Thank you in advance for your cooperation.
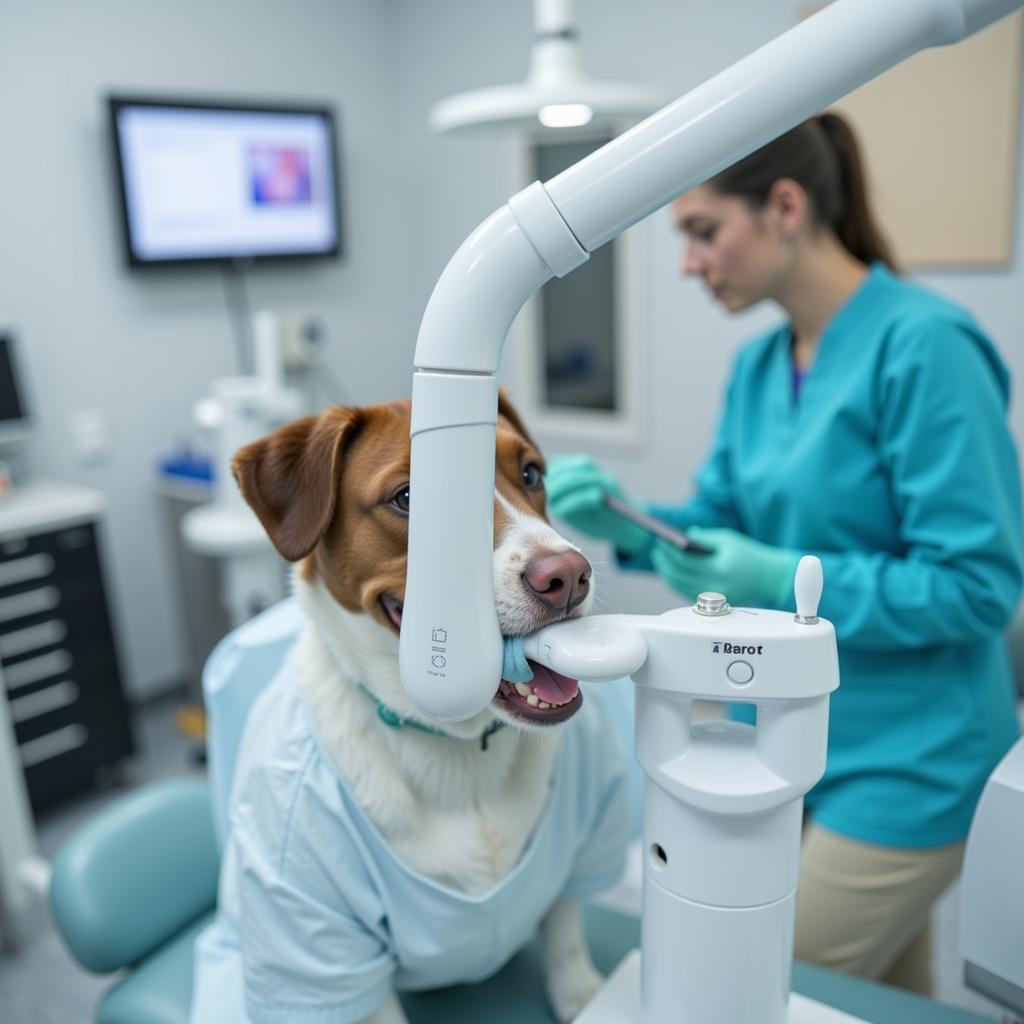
[650,526,801,609]
[545,454,649,554]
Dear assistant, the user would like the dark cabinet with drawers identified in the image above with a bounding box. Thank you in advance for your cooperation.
[0,518,134,809]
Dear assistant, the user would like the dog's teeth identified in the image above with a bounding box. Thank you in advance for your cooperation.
[539,701,550,709]
[515,683,532,697]
[527,695,540,706]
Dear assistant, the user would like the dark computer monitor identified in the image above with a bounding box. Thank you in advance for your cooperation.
[108,95,342,267]
[0,333,30,445]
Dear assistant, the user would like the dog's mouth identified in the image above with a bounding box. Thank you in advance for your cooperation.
[379,594,583,727]
[493,663,582,725]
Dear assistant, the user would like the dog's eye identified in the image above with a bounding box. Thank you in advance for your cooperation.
[389,485,410,514]
[522,462,544,491]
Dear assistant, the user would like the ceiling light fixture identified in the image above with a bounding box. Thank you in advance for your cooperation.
[429,0,665,136]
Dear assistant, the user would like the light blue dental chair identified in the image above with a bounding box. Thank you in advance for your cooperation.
[47,599,303,1024]
[48,599,999,1024]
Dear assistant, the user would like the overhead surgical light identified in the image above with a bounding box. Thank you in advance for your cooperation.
[428,0,665,135]
[538,103,594,128]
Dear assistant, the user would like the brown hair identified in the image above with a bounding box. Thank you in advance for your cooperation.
[708,111,900,272]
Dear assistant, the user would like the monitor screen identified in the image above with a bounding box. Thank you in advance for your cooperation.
[109,97,341,266]
[0,333,30,444]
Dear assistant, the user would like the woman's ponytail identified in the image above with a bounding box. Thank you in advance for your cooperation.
[814,112,900,272]
[709,111,900,272]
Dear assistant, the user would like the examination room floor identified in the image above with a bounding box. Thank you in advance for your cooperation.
[0,693,1017,1024]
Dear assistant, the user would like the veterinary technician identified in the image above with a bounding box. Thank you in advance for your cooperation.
[545,112,1023,996]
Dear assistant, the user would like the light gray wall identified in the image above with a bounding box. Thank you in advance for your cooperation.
[2,0,1021,697]
[391,0,1024,618]
[0,1,408,698]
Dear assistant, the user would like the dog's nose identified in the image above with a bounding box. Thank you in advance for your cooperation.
[522,551,591,612]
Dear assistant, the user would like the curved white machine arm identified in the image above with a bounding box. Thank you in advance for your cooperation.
[400,0,1023,721]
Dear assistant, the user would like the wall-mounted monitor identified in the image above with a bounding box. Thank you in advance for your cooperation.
[108,96,342,267]
[0,332,31,446]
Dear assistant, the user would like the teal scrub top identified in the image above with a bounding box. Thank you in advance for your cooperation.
[633,263,1022,848]
[189,666,631,1024]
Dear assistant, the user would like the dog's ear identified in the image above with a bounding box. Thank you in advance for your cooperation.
[232,406,360,562]
[497,388,542,458]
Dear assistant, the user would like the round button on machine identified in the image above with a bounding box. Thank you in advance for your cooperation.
[727,660,754,685]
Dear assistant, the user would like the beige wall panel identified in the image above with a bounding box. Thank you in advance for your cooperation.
[801,8,1023,267]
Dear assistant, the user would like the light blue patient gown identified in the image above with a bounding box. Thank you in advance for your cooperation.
[189,665,631,1024]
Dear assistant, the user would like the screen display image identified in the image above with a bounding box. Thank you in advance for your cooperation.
[250,146,313,205]
[0,333,30,444]
[109,98,341,266]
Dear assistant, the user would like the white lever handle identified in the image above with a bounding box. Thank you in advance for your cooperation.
[794,555,823,624]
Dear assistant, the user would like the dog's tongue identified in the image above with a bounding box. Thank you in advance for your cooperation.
[526,659,580,704]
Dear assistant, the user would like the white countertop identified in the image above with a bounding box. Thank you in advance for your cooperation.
[0,480,105,538]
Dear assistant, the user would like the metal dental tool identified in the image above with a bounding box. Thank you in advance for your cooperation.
[602,494,712,555]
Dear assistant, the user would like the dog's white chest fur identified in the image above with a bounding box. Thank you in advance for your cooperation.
[293,583,561,896]
[380,735,559,894]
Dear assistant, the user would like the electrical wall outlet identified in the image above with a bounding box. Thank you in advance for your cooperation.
[278,312,325,369]
[70,409,113,466]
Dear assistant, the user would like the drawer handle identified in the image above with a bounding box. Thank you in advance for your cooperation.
[20,723,88,767]
[2,649,74,691]
[10,681,79,724]
[56,527,92,551]
[0,586,60,624]
[0,620,68,660]
[0,554,54,588]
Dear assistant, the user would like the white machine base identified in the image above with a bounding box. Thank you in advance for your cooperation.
[577,952,869,1024]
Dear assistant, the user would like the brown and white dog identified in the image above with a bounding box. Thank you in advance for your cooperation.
[229,392,620,1023]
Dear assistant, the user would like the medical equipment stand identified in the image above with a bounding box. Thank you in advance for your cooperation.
[183,310,301,627]
[399,0,1024,1019]
[519,558,845,1023]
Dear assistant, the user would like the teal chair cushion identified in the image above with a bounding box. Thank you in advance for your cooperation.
[48,778,993,1024]
[49,777,218,973]
[400,907,996,1024]
[790,959,997,1024]
[98,912,214,1024]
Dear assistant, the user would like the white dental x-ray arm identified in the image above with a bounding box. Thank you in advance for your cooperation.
[400,5,1022,1021]
[399,0,1023,722]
